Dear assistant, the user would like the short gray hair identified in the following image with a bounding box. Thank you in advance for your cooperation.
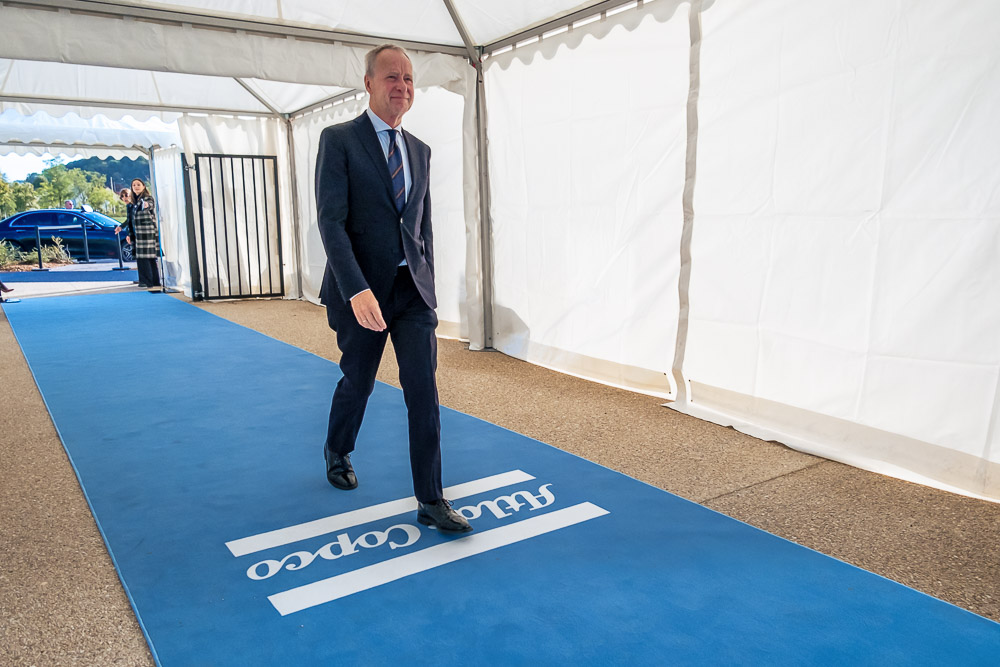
[365,44,411,78]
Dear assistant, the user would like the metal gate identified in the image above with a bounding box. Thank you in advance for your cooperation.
[191,154,284,299]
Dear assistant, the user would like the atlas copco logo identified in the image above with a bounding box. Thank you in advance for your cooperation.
[224,471,608,615]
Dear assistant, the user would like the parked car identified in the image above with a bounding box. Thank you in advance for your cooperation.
[0,209,133,261]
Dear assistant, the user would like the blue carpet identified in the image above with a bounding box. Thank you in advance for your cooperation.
[5,292,999,665]
[1,268,137,282]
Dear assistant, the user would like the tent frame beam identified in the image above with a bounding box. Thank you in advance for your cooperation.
[441,0,480,64]
[290,90,364,120]
[233,79,284,119]
[482,0,642,55]
[442,0,495,348]
[0,93,274,118]
[232,77,309,300]
[8,0,469,57]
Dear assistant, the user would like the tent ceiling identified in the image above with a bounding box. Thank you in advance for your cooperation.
[0,0,639,137]
[241,79,352,117]
[0,59,266,116]
[112,0,467,47]
[110,0,609,47]
[0,58,352,117]
[11,0,625,51]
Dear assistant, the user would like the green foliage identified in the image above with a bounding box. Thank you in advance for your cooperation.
[0,239,21,268]
[1,163,124,218]
[0,175,36,218]
[0,238,72,269]
[87,180,124,217]
[10,181,38,213]
[35,164,99,208]
[0,176,13,218]
[64,156,149,192]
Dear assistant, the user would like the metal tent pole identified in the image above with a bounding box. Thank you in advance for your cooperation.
[234,78,304,299]
[442,0,495,348]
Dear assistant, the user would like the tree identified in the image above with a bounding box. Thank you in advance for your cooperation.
[65,156,150,192]
[35,164,104,208]
[11,182,38,213]
[0,177,38,217]
[0,176,13,218]
[87,181,123,216]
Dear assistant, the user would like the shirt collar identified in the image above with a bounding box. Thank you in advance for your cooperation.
[366,108,401,135]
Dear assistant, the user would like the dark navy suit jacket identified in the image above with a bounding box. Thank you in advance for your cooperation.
[315,112,435,325]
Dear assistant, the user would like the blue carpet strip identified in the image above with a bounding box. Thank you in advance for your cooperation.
[5,292,999,665]
[1,269,138,282]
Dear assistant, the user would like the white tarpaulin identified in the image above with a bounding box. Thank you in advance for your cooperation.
[177,115,297,298]
[675,0,1000,500]
[93,0,602,46]
[150,146,189,293]
[0,109,179,156]
[0,7,471,97]
[484,1,691,397]
[0,0,998,501]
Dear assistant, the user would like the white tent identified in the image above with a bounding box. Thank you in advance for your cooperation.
[1,0,998,502]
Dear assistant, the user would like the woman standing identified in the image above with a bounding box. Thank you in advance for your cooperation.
[130,178,161,289]
[116,188,135,252]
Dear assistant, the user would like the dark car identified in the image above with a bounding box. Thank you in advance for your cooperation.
[0,209,133,261]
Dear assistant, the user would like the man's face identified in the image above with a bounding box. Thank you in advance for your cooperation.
[365,49,414,126]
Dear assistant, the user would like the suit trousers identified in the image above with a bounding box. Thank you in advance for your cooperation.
[325,266,442,503]
[136,258,160,287]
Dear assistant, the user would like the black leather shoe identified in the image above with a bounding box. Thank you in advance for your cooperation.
[324,451,358,490]
[416,499,472,533]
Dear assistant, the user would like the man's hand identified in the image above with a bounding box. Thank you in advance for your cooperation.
[350,289,387,331]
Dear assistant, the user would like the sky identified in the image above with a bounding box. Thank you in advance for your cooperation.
[0,153,77,182]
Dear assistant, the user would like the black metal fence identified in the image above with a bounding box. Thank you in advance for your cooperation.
[191,154,284,300]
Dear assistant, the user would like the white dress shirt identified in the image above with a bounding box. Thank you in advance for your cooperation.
[352,108,411,291]
[366,107,411,203]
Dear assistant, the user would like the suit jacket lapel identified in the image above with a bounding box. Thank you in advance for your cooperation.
[401,129,424,217]
[352,114,394,199]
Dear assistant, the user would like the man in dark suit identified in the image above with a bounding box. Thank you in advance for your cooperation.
[315,44,471,533]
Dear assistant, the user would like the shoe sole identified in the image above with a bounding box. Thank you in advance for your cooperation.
[324,450,357,490]
[327,476,358,490]
[416,513,473,533]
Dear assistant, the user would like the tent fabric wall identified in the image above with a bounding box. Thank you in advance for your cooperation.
[176,115,298,298]
[150,146,190,295]
[672,0,1000,500]
[1,0,998,501]
[483,1,691,397]
[290,87,474,341]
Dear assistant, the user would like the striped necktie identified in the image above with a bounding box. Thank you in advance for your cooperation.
[386,129,405,213]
